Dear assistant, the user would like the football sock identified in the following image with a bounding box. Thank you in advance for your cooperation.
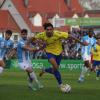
[45,67,62,85]
[80,66,88,78]
[96,70,100,77]
[53,70,62,85]
[29,72,39,83]
[45,67,53,74]
[0,67,4,74]
[27,72,33,82]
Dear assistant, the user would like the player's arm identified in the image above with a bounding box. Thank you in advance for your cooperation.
[68,31,89,46]
[56,31,69,39]
[68,34,87,46]
[27,36,37,44]
[31,33,46,50]
[57,31,83,45]
[5,42,16,59]
[6,48,16,59]
[23,45,39,52]
[28,36,46,50]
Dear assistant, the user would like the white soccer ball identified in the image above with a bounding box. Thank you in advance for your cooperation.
[60,84,71,93]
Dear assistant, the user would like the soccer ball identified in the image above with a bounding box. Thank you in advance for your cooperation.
[60,84,71,93]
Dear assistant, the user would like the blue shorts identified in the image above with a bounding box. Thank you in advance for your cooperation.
[46,53,62,65]
[93,60,100,68]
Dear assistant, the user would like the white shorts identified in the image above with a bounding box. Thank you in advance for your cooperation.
[82,55,91,62]
[0,58,3,60]
[18,60,32,70]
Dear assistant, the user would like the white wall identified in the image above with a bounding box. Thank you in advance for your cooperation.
[1,0,31,35]
[29,13,42,26]
[11,32,20,41]
[52,14,60,27]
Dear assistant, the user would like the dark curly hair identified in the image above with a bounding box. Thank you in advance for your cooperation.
[43,23,53,30]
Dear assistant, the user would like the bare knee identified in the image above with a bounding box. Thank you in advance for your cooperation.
[26,67,33,73]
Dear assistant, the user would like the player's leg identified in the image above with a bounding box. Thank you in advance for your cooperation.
[78,55,92,82]
[0,60,5,74]
[78,60,90,82]
[91,60,100,80]
[39,53,58,74]
[47,54,63,86]
[39,53,54,77]
[50,55,67,90]
[54,54,63,86]
[26,67,38,91]
[39,57,60,77]
[27,69,43,88]
[26,61,44,90]
[49,57,62,85]
[18,62,40,91]
[39,53,63,87]
[96,69,100,80]
[96,64,100,80]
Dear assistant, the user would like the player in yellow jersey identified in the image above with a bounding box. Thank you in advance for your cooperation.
[92,34,100,80]
[33,22,82,90]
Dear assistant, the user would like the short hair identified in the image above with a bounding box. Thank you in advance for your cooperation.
[5,30,12,35]
[21,29,28,33]
[88,28,94,33]
[43,23,53,30]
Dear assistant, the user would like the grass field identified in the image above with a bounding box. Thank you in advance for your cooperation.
[0,69,100,100]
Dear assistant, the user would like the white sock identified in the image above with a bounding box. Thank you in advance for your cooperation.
[0,67,4,74]
[80,67,88,77]
[30,72,39,83]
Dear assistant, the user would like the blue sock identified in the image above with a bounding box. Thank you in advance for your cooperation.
[53,70,62,85]
[96,70,100,77]
[45,67,53,74]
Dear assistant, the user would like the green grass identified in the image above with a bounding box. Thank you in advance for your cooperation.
[0,69,100,100]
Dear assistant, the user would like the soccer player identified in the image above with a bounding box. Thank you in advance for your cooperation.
[34,22,79,90]
[92,34,100,80]
[17,29,43,91]
[0,30,13,74]
[78,29,96,82]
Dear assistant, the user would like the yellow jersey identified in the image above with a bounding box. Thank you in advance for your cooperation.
[35,31,69,55]
[92,44,100,61]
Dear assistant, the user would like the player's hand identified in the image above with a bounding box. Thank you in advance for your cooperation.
[83,41,89,46]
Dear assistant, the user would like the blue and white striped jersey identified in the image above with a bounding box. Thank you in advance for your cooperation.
[0,37,14,59]
[17,38,31,63]
[81,35,96,56]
